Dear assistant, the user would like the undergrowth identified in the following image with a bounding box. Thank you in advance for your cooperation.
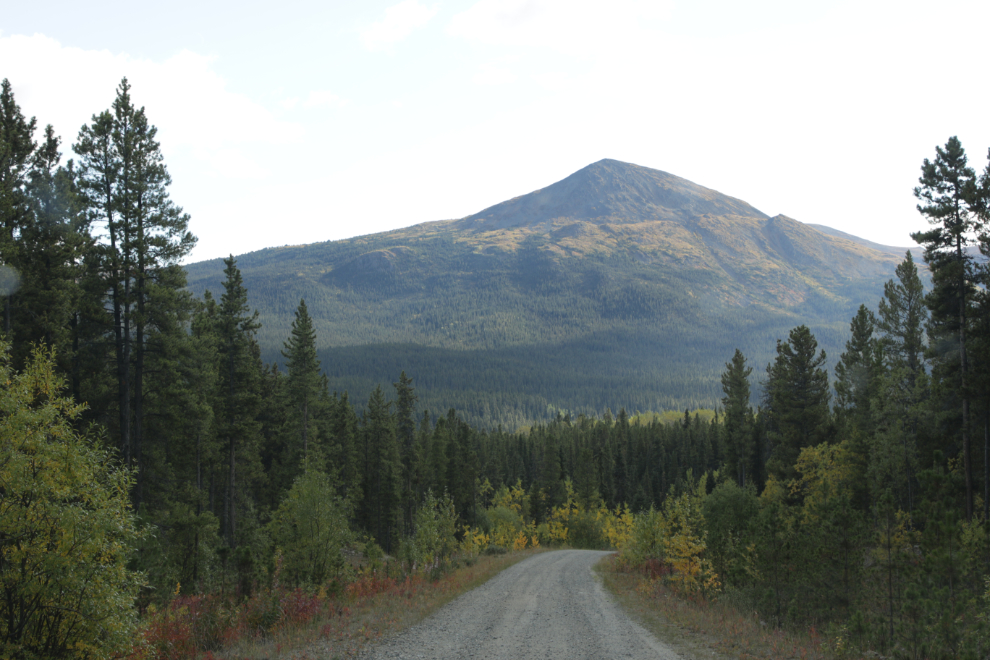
[597,555,847,660]
[132,549,540,660]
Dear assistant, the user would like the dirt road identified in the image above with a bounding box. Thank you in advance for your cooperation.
[360,549,682,660]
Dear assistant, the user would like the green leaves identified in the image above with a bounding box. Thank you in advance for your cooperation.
[0,343,143,659]
[410,489,457,575]
[268,470,352,588]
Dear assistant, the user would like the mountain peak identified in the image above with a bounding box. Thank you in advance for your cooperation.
[458,159,768,231]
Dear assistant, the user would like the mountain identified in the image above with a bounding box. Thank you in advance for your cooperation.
[804,223,914,258]
[185,159,915,428]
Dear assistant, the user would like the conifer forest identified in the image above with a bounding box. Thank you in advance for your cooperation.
[5,77,990,659]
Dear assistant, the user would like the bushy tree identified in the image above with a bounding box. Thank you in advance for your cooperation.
[268,470,351,588]
[0,343,143,659]
[409,489,457,575]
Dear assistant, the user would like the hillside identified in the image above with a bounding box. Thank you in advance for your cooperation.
[185,159,916,427]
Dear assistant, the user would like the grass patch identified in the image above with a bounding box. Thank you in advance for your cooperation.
[596,555,842,660]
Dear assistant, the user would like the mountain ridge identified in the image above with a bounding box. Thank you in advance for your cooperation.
[184,159,914,427]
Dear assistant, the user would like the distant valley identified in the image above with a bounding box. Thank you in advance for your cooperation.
[185,159,916,428]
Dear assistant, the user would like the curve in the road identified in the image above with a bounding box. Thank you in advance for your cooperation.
[360,549,682,660]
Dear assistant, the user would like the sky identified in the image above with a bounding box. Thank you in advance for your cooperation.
[2,0,988,263]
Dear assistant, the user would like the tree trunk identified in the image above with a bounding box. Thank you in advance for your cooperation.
[958,235,973,520]
[226,344,236,548]
[133,205,146,508]
[303,397,309,465]
[134,317,143,508]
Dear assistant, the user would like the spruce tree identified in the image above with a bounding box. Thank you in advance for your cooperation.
[721,348,754,487]
[360,385,401,551]
[0,79,37,339]
[765,325,832,482]
[873,252,929,511]
[394,371,418,533]
[0,85,92,376]
[215,256,262,547]
[877,252,927,386]
[18,125,90,371]
[834,305,879,432]
[281,299,322,473]
[328,390,362,502]
[911,136,982,519]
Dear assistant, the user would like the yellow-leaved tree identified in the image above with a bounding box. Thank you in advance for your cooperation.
[621,473,719,595]
[0,344,144,659]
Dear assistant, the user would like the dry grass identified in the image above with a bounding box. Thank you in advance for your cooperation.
[596,556,852,660]
[217,549,541,660]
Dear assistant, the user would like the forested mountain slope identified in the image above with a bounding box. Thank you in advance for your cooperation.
[185,159,914,427]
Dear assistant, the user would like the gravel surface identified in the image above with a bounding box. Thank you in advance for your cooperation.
[359,549,683,660]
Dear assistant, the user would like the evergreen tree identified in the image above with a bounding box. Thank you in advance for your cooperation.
[360,385,401,551]
[328,390,362,502]
[877,252,927,386]
[721,348,754,487]
[765,325,832,482]
[214,257,262,548]
[911,136,983,519]
[873,252,929,511]
[445,409,480,524]
[0,79,36,339]
[136,291,221,593]
[834,305,879,432]
[73,78,196,487]
[281,299,322,473]
[394,371,417,533]
[18,125,90,373]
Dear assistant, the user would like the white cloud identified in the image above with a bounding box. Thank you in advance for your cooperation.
[447,0,673,54]
[473,63,516,86]
[0,33,303,157]
[303,90,347,109]
[361,0,439,52]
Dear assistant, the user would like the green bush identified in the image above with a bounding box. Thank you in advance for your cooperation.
[268,470,352,587]
[702,480,759,584]
[0,344,144,659]
[412,490,457,575]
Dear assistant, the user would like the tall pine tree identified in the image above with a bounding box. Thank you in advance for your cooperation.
[911,136,983,519]
[74,78,195,490]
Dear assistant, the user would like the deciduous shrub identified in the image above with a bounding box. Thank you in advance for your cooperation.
[268,470,352,588]
[0,344,144,659]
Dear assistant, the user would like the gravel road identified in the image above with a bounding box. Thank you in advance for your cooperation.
[359,549,683,660]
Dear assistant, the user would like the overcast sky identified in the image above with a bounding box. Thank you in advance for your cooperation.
[2,0,988,262]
